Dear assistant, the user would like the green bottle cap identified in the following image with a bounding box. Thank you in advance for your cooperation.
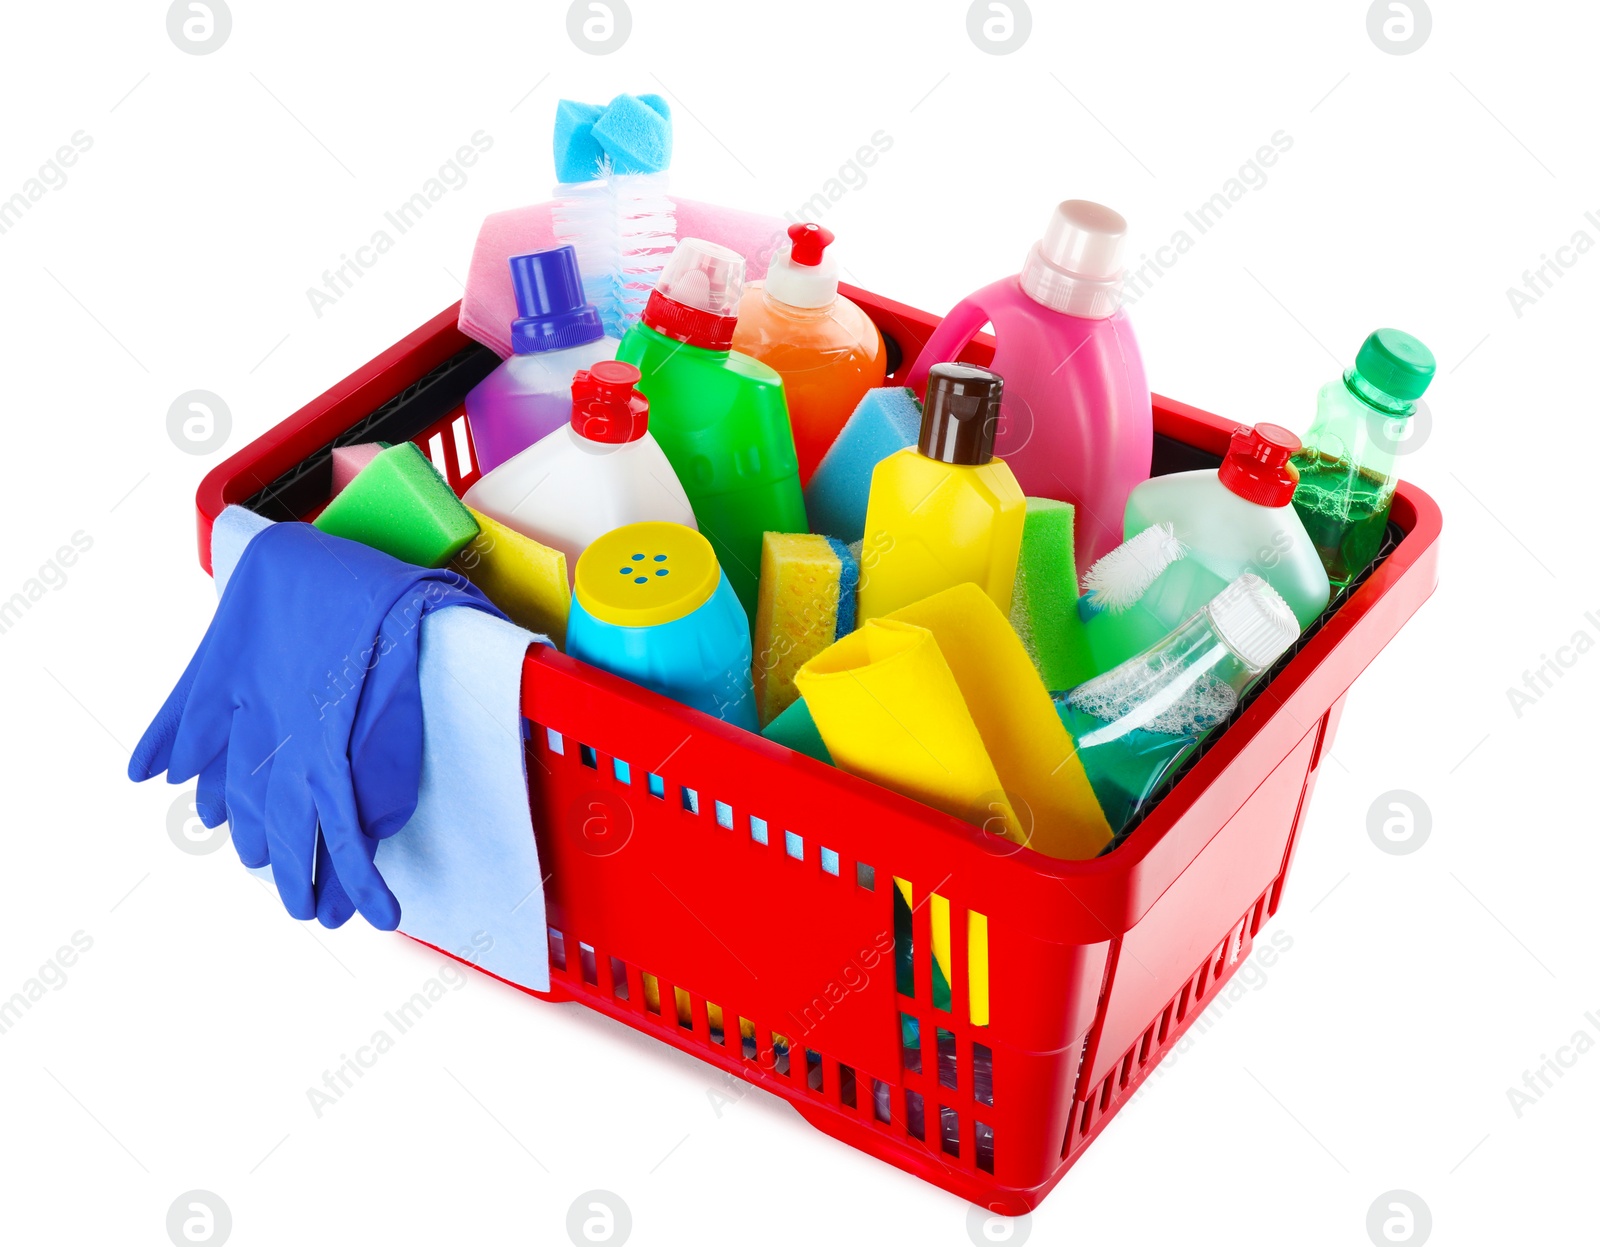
[1354,329,1436,402]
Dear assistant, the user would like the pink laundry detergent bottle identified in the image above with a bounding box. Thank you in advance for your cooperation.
[907,200,1151,571]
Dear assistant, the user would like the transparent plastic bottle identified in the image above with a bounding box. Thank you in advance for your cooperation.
[731,222,888,485]
[1291,328,1436,587]
[1057,573,1299,834]
[1077,524,1231,676]
[1123,424,1330,630]
[462,361,696,583]
[464,246,619,475]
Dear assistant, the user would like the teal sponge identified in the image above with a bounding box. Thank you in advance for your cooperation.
[761,696,833,765]
[554,99,606,183]
[314,442,478,568]
[1010,498,1095,692]
[804,386,921,543]
[591,93,673,174]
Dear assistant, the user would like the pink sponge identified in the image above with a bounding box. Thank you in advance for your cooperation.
[331,442,385,496]
[459,198,788,360]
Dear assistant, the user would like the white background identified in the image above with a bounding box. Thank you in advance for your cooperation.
[1,1,1595,1243]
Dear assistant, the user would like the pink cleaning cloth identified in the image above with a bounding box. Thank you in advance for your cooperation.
[331,442,385,495]
[459,197,789,359]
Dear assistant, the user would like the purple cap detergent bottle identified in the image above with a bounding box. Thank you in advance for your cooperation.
[907,200,1152,571]
[463,246,620,475]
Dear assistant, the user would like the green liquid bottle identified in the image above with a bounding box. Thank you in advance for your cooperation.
[1058,573,1299,834]
[616,238,808,618]
[1291,328,1435,588]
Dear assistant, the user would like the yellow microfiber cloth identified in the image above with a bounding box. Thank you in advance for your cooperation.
[752,532,858,727]
[453,508,570,647]
[797,583,1112,860]
[795,616,1024,838]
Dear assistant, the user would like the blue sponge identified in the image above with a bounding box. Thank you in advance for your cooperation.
[554,99,606,183]
[827,537,859,636]
[804,387,922,544]
[592,93,673,175]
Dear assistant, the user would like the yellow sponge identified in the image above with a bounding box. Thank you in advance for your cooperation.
[752,532,858,727]
[453,508,570,647]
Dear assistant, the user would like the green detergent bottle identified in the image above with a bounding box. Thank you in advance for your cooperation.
[616,238,808,617]
[1291,328,1435,587]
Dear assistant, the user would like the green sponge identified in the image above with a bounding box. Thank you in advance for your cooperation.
[761,696,833,765]
[314,442,478,568]
[1009,498,1096,692]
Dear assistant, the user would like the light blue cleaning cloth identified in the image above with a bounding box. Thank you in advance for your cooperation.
[211,505,550,991]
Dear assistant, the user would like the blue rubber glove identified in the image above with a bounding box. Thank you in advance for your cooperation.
[130,522,503,929]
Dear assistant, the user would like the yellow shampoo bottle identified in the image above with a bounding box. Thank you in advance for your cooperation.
[858,363,1025,621]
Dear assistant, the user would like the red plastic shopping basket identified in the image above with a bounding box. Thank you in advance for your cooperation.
[195,288,1441,1213]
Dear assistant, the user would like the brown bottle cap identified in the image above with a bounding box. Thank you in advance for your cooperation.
[919,363,1004,465]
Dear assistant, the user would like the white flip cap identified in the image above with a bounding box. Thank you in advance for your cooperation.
[1019,199,1128,318]
[1204,573,1299,671]
[655,237,745,318]
[765,222,839,309]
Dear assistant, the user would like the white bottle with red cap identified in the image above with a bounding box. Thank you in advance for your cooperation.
[1121,423,1330,630]
[731,222,888,486]
[463,360,696,584]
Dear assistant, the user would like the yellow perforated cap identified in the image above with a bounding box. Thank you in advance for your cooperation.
[574,522,720,627]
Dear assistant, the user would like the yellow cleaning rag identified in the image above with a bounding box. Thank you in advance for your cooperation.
[797,582,1111,860]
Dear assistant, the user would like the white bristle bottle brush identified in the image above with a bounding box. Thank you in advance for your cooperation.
[551,158,676,340]
[1079,523,1186,618]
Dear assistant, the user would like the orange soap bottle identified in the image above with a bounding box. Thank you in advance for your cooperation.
[732,222,888,485]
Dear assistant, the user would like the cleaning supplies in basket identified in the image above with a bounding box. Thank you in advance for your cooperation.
[1123,423,1331,629]
[858,364,1025,621]
[463,247,620,474]
[1291,328,1436,587]
[906,199,1152,570]
[616,238,808,618]
[463,361,696,582]
[565,522,758,729]
[731,222,888,485]
[797,583,1111,859]
[1058,573,1299,834]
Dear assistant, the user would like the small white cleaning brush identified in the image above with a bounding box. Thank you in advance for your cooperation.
[1079,523,1187,617]
[551,158,676,340]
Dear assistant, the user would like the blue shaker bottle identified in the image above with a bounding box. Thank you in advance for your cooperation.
[567,522,758,730]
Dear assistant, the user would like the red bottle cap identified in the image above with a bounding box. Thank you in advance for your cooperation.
[1217,423,1301,507]
[571,361,649,444]
[642,288,739,351]
[786,222,835,267]
[642,238,744,351]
